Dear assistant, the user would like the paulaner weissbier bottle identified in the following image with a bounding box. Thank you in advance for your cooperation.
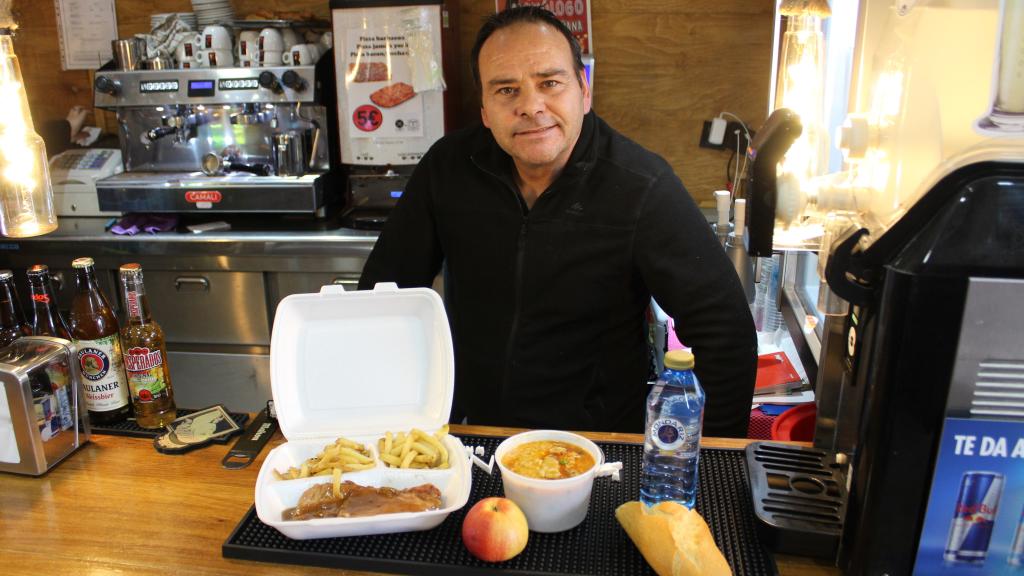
[68,257,130,424]
[119,263,176,428]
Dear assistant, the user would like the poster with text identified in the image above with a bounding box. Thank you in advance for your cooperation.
[495,0,592,54]
[344,28,425,139]
[914,418,1024,574]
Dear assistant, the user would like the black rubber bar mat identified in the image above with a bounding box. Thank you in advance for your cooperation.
[223,435,777,575]
[90,408,249,441]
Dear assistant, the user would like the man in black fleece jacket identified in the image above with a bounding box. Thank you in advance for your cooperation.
[358,7,756,437]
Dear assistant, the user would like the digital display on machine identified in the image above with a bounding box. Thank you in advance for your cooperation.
[187,80,216,97]
[219,78,260,91]
[139,80,179,93]
[390,191,403,198]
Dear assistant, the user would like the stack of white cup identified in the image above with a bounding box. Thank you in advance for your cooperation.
[195,25,234,68]
[241,28,326,68]
[174,25,233,68]
[174,26,333,69]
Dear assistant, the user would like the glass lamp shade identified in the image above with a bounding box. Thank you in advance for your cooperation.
[0,30,57,238]
[775,14,827,183]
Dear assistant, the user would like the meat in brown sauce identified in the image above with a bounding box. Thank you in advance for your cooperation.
[283,481,442,520]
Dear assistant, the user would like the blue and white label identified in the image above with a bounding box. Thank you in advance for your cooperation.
[650,417,686,451]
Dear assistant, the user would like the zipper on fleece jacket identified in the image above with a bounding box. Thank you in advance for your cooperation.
[470,155,530,410]
[500,220,528,406]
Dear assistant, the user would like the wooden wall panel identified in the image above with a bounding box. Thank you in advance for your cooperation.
[14,0,773,205]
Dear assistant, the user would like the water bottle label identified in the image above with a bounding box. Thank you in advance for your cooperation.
[650,418,687,451]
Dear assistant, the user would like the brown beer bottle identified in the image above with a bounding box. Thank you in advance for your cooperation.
[0,270,24,347]
[68,257,130,425]
[27,264,75,432]
[27,265,72,340]
[119,263,176,428]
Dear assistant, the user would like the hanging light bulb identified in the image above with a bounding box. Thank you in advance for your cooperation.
[775,8,827,183]
[759,0,830,252]
[0,27,57,238]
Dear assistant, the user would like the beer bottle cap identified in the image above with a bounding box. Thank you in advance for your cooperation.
[120,263,142,273]
[0,270,12,280]
[27,264,49,277]
[72,257,95,268]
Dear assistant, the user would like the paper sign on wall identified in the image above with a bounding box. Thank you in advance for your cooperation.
[54,0,118,70]
[344,28,425,139]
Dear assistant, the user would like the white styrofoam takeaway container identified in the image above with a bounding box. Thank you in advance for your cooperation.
[255,283,470,540]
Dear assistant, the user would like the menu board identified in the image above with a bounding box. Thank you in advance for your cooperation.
[495,0,592,54]
[343,27,425,139]
[54,0,118,70]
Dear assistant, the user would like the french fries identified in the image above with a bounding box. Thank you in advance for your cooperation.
[273,436,375,480]
[272,426,453,480]
[378,425,451,469]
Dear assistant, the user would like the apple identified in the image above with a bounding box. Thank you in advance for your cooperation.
[461,496,529,562]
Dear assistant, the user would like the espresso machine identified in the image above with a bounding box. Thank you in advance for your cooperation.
[92,62,339,215]
[741,0,1024,573]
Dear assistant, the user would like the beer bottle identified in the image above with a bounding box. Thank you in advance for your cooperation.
[27,265,72,339]
[0,270,24,347]
[119,263,176,428]
[68,257,130,425]
[27,264,76,431]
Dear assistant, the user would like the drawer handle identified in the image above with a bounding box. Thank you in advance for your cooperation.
[174,276,210,291]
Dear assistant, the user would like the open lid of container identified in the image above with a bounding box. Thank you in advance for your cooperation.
[270,283,454,441]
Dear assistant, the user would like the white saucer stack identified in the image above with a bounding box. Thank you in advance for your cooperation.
[191,0,236,28]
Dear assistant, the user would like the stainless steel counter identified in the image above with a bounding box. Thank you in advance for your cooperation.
[0,216,378,268]
[0,217,380,412]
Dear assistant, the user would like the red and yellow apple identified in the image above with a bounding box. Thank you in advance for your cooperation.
[461,497,529,562]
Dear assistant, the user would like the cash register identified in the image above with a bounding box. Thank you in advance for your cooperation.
[48,149,123,217]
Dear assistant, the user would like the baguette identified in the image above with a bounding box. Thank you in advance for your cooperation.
[615,501,731,576]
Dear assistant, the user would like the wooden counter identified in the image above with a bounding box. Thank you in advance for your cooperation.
[0,425,840,575]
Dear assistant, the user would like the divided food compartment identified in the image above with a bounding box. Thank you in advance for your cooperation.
[255,283,471,540]
[256,433,470,539]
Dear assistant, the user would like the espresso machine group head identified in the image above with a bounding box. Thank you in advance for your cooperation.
[93,62,338,215]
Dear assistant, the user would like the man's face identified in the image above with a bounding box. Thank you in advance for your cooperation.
[478,22,592,175]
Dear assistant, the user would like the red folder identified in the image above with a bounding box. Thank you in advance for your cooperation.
[755,351,803,395]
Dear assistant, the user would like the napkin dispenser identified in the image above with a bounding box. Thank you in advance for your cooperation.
[0,337,90,476]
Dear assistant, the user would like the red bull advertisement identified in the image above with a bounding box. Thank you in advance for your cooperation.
[1010,506,1024,567]
[945,472,1004,564]
[915,419,1024,574]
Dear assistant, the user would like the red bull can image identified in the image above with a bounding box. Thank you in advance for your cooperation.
[944,471,1005,564]
[1010,505,1024,567]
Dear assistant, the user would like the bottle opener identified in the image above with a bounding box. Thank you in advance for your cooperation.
[221,400,278,469]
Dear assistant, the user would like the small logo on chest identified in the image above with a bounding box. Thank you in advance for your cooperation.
[566,201,584,216]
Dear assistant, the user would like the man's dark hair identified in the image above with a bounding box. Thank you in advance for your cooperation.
[470,6,585,96]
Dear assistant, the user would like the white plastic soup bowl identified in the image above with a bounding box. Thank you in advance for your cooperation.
[494,430,605,533]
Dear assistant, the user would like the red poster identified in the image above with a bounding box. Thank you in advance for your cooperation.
[495,0,592,54]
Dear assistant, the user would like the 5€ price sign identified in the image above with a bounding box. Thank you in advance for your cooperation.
[353,104,384,132]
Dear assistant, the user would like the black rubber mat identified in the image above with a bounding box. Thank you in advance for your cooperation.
[90,407,249,442]
[223,434,777,575]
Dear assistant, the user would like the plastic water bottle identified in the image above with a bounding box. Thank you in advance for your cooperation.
[640,349,704,509]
